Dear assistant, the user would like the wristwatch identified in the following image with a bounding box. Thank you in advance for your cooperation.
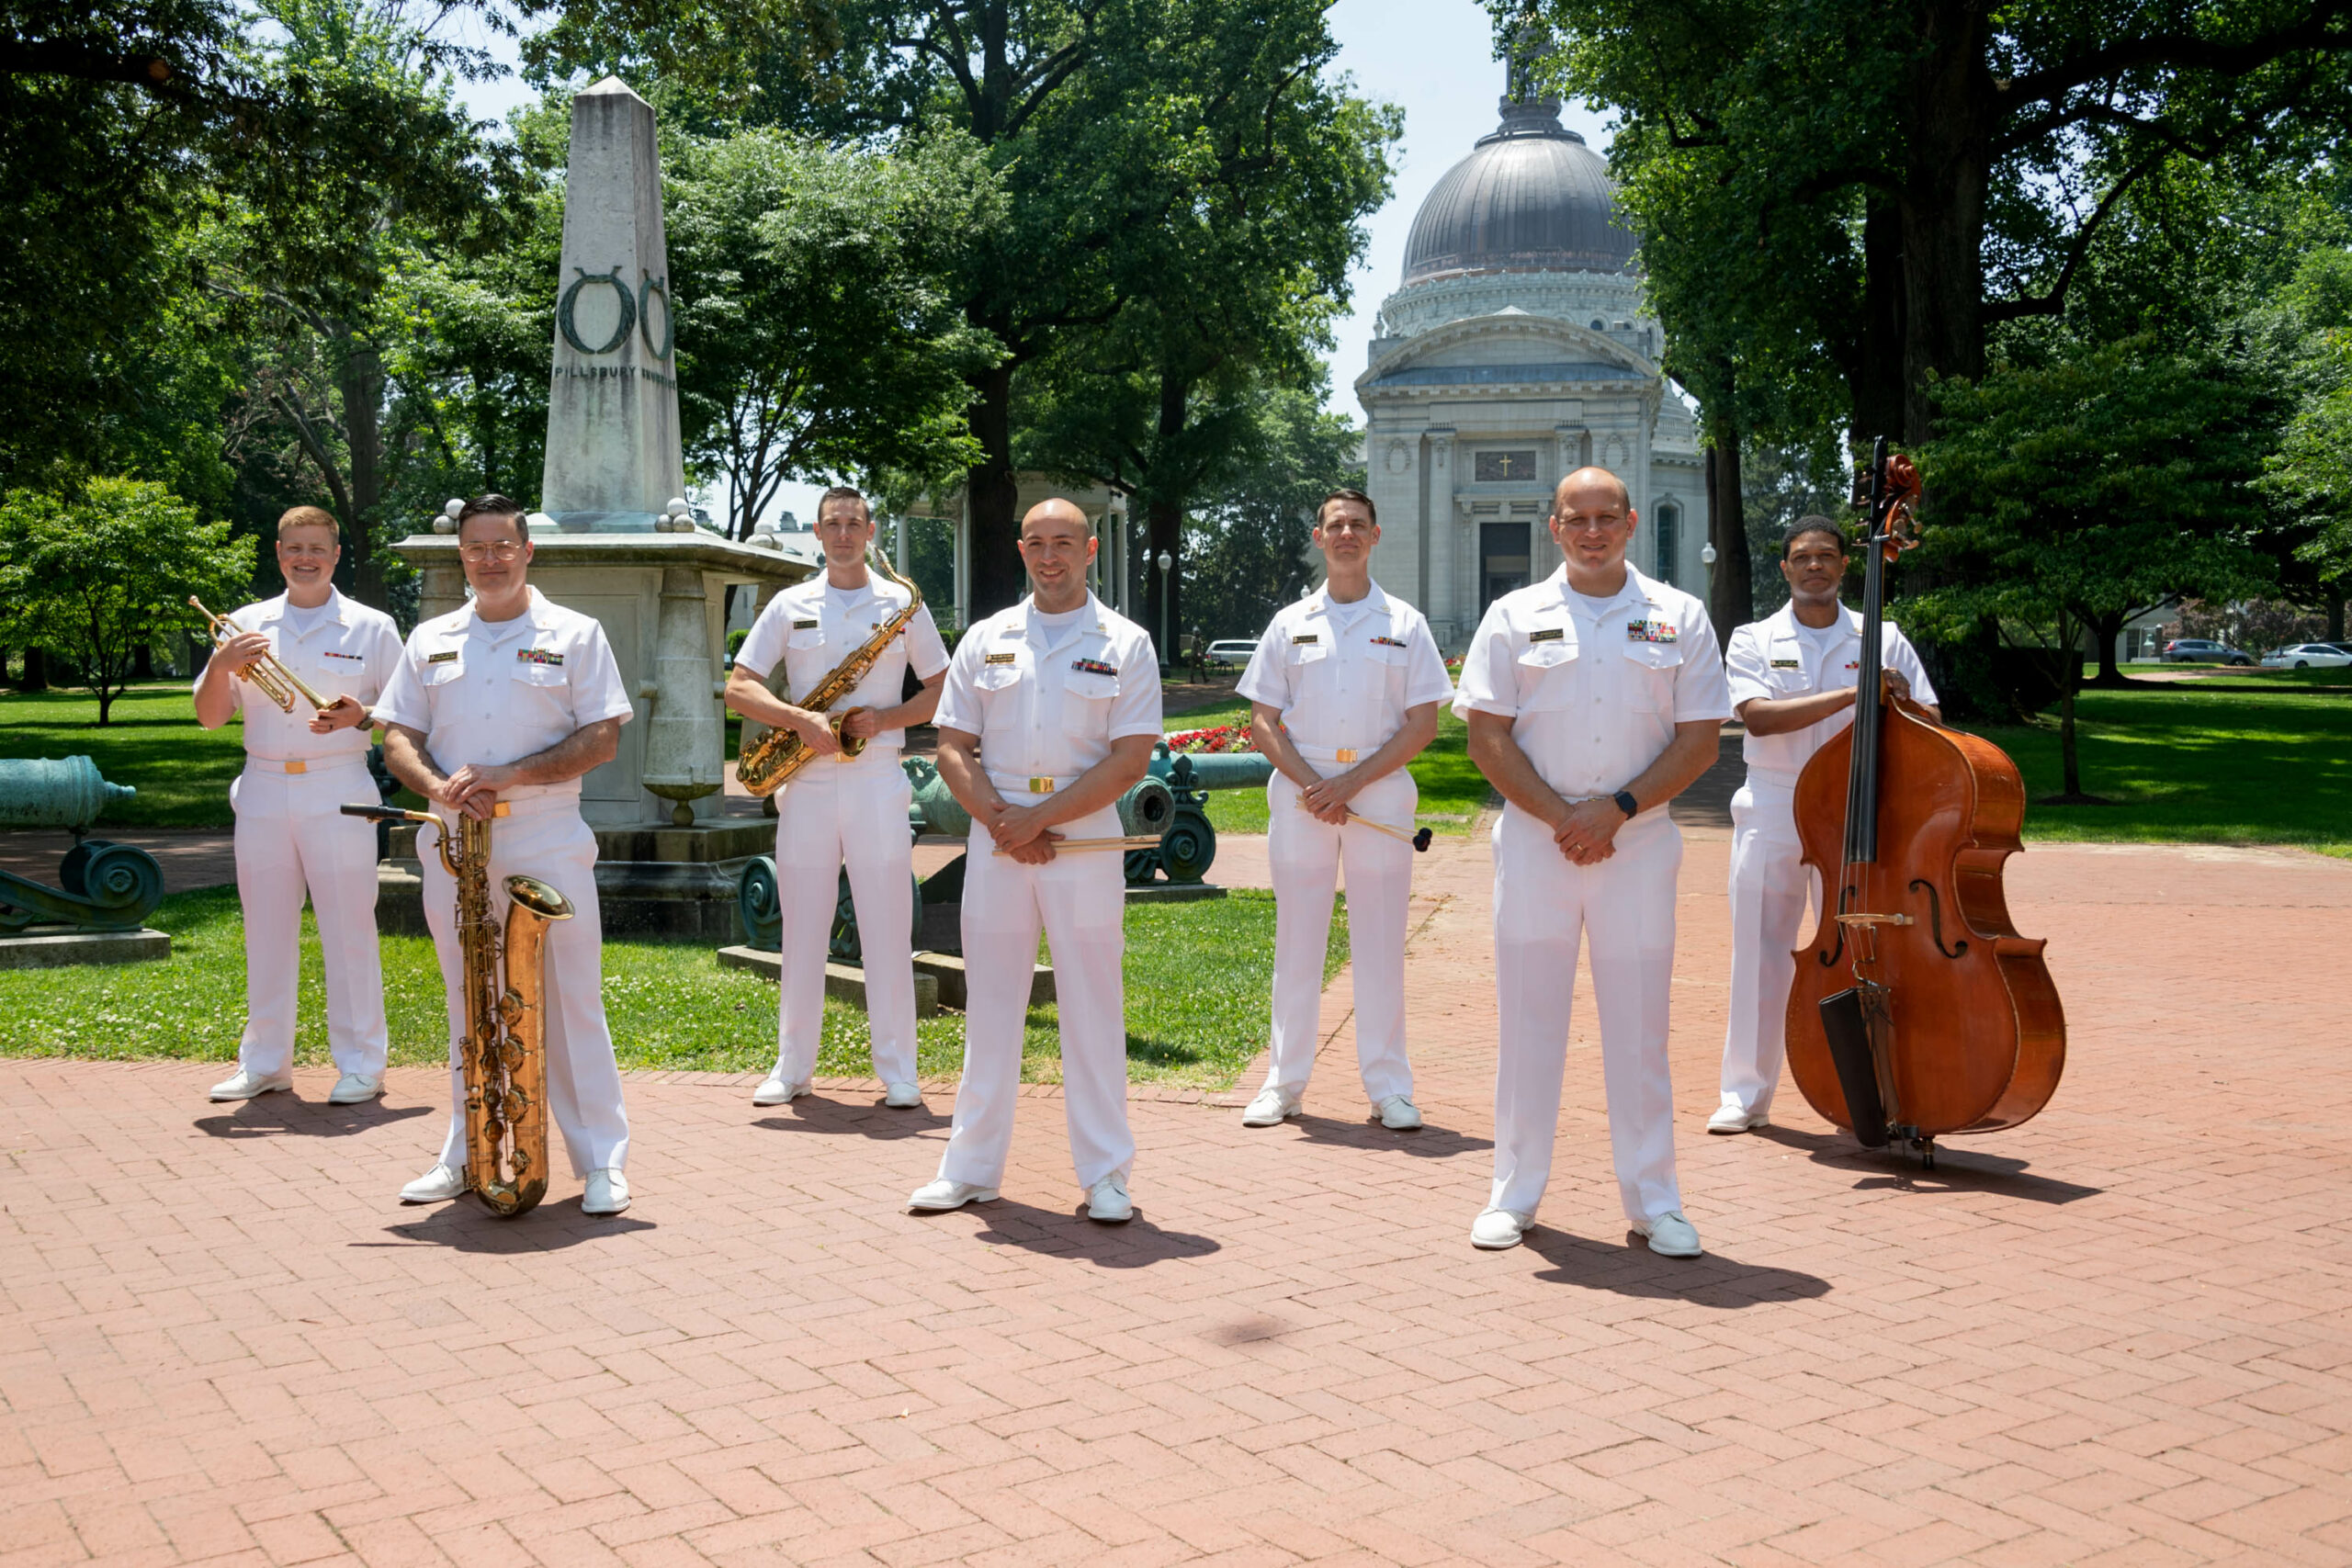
[1611,789,1639,818]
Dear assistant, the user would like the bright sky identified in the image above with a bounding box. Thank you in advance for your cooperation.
[445,2,1616,527]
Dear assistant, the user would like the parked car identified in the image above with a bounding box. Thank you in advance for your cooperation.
[2162,637,2254,665]
[1204,638,1259,669]
[2259,642,2352,669]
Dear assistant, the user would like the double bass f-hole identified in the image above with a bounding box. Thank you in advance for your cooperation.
[1817,886,1853,967]
[1907,877,1969,959]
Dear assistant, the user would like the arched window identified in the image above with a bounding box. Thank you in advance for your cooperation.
[1589,318,1605,332]
[1654,502,1680,586]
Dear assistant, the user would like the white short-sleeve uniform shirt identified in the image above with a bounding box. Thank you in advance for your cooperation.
[1723,604,1939,780]
[1236,579,1454,755]
[935,593,1161,784]
[735,572,952,749]
[373,587,636,803]
[205,590,404,763]
[1453,565,1732,811]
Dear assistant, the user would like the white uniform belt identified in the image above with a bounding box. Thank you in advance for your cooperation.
[427,791,574,824]
[1291,741,1379,764]
[1745,764,1803,789]
[988,769,1080,795]
[244,753,368,776]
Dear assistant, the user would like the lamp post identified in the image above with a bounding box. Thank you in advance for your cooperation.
[1155,549,1174,671]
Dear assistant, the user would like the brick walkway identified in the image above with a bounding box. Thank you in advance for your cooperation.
[4,833,2349,1566]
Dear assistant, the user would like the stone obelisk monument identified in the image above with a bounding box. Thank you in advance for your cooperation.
[389,77,807,937]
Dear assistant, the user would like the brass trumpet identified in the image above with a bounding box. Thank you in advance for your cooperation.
[342,802,571,1217]
[190,596,334,715]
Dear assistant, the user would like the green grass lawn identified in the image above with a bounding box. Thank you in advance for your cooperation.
[0,886,1341,1091]
[1169,699,1491,837]
[0,683,251,828]
[1971,684,2351,856]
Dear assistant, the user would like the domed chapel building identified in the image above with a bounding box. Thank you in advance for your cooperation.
[1354,78,1708,650]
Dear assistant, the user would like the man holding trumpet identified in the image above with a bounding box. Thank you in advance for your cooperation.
[910,499,1160,1223]
[1236,488,1452,1133]
[193,505,403,1105]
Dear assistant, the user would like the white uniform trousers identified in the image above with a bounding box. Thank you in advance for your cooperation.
[936,803,1133,1192]
[417,801,630,1177]
[770,749,919,1087]
[230,758,390,1079]
[1261,765,1417,1105]
[1489,804,1685,1225]
[1717,776,1816,1117]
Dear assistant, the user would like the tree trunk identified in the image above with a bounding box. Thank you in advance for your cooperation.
[2091,608,2125,684]
[340,342,387,606]
[132,643,153,681]
[20,647,46,691]
[1141,371,1193,662]
[964,355,1026,618]
[1703,405,1752,639]
[2329,595,2346,642]
[1898,1,1992,444]
[1853,193,1908,446]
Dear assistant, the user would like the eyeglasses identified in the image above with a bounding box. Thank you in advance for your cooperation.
[458,541,525,564]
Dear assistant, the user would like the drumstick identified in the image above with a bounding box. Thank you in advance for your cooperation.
[990,834,1167,857]
[1295,799,1433,852]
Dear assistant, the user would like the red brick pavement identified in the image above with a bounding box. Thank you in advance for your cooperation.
[3,831,2349,1566]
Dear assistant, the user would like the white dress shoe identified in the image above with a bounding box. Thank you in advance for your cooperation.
[908,1179,999,1212]
[209,1069,292,1101]
[1240,1088,1300,1127]
[1374,1095,1423,1131]
[328,1074,384,1104]
[752,1075,810,1107]
[883,1081,923,1109]
[1637,1211,1702,1258]
[582,1169,630,1215]
[1085,1172,1134,1224]
[400,1164,466,1203]
[1470,1208,1532,1250]
[1706,1103,1767,1134]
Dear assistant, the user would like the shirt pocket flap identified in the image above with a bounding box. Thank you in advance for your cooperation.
[786,626,826,651]
[510,661,568,688]
[1065,670,1121,702]
[1516,641,1578,670]
[976,658,1025,691]
[1622,641,1686,671]
[1286,639,1330,665]
[422,659,466,686]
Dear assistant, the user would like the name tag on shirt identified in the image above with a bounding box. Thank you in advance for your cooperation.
[1770,658,1801,669]
[1627,620,1678,643]
[1070,657,1117,676]
[793,618,820,629]
[1527,628,1565,644]
[1370,635,1408,649]
[984,652,1018,666]
[1292,634,1318,646]
[427,650,459,664]
[517,649,564,666]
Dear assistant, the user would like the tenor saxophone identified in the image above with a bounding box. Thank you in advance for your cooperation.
[737,547,927,797]
[343,804,573,1216]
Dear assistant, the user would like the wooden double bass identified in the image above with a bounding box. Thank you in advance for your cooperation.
[1784,442,2066,1167]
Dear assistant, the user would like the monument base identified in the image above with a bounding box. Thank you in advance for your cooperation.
[379,819,774,942]
[714,948,941,1017]
[0,928,170,969]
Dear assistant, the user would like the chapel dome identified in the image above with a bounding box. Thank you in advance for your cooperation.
[1399,96,1636,286]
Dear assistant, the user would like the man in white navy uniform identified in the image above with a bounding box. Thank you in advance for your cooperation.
[1455,468,1729,1257]
[909,499,1161,1223]
[373,494,639,1216]
[725,486,950,1111]
[1237,488,1453,1132]
[196,505,403,1105]
[1710,516,1939,1134]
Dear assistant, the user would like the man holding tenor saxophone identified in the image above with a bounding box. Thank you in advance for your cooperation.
[194,505,403,1105]
[372,494,639,1215]
[724,486,950,1111]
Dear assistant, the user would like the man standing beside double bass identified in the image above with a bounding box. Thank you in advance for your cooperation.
[1708,517,1937,1135]
[373,495,639,1215]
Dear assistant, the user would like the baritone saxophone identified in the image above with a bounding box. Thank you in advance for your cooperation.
[736,547,926,797]
[342,803,572,1216]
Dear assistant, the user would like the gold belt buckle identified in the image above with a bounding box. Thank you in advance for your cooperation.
[283,759,307,775]
[492,801,511,818]
[1028,777,1057,795]
[1334,748,1357,763]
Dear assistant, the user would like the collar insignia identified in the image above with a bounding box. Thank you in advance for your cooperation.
[426,650,459,664]
[1527,627,1566,644]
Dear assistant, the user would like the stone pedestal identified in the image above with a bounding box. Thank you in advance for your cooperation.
[379,818,775,942]
[714,947,943,1017]
[0,929,170,968]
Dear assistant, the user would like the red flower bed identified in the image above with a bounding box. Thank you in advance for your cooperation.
[1164,723,1258,754]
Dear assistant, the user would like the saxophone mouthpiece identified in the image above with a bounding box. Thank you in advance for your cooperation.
[340,804,435,825]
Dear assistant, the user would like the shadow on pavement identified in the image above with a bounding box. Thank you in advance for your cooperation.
[752,1096,951,1141]
[1289,1112,1493,1158]
[366,1200,657,1252]
[916,1197,1221,1269]
[1522,1227,1831,1307]
[1750,1123,2102,1204]
[195,1096,433,1139]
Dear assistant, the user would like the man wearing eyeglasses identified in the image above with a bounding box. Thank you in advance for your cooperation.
[1455,468,1729,1258]
[373,494,639,1215]
[724,486,949,1113]
[195,505,403,1106]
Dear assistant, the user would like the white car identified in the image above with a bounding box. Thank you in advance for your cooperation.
[2260,643,2352,669]
[1204,638,1259,668]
